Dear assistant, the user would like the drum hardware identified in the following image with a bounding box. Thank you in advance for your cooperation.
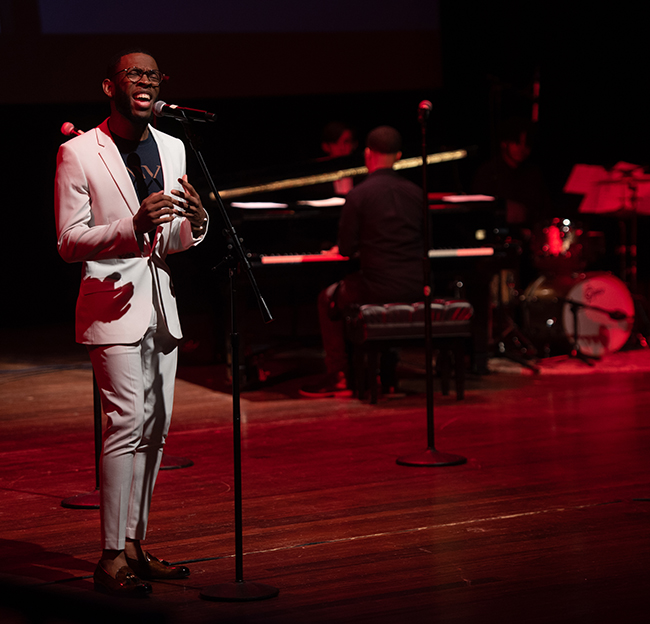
[531,217,586,275]
[560,297,632,366]
[491,270,540,372]
[564,161,650,289]
[563,162,650,350]
[495,321,540,372]
[596,172,650,291]
[522,272,635,359]
[630,294,650,349]
[561,298,630,322]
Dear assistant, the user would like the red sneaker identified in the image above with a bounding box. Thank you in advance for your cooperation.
[299,372,352,398]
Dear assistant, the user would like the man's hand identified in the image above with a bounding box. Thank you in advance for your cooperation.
[172,175,208,235]
[132,191,179,235]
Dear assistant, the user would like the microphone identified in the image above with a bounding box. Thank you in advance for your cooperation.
[418,100,432,124]
[61,122,84,137]
[153,101,216,123]
[562,297,631,321]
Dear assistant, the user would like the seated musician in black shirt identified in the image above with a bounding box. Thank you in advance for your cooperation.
[300,126,423,398]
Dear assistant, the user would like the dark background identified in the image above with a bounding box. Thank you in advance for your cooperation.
[2,1,650,339]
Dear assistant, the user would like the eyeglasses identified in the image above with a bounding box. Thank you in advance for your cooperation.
[112,67,167,86]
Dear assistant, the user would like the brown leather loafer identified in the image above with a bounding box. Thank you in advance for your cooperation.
[126,551,190,580]
[93,564,152,597]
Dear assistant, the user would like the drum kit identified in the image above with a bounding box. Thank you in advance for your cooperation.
[521,242,635,361]
[505,173,648,364]
[503,162,650,364]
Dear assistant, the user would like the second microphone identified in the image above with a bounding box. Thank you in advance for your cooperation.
[153,101,216,123]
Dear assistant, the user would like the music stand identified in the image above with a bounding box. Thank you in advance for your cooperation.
[565,161,650,289]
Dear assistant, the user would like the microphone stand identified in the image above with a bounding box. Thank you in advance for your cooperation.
[396,104,467,468]
[561,297,631,366]
[566,299,597,366]
[60,373,102,509]
[173,119,278,601]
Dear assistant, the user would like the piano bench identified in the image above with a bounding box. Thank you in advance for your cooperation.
[344,300,474,404]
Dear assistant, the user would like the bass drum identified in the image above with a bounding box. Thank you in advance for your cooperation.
[522,272,635,358]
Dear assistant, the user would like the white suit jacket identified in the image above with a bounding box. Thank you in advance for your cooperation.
[55,119,208,345]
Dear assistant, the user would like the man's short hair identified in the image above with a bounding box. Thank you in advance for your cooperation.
[366,126,402,154]
[499,117,535,145]
[106,48,155,79]
[321,121,355,145]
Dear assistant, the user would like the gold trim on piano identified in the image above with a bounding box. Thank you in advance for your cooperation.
[211,149,468,201]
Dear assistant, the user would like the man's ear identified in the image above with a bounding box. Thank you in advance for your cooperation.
[102,78,113,98]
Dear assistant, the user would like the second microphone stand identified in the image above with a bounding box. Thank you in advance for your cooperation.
[396,103,467,468]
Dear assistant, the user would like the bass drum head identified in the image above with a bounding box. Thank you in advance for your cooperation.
[523,272,635,358]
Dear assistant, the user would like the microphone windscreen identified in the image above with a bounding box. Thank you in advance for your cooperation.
[153,101,166,117]
[61,122,78,136]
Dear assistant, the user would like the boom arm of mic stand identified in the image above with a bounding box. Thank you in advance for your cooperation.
[178,120,273,324]
[561,297,630,321]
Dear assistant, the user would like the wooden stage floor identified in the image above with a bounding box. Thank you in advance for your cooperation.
[1,326,649,623]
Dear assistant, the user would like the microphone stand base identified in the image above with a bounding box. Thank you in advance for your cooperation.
[200,580,279,602]
[60,488,100,509]
[397,448,467,467]
[160,454,194,470]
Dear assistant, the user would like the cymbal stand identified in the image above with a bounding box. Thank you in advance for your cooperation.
[625,175,639,292]
[493,269,540,372]
[617,173,650,347]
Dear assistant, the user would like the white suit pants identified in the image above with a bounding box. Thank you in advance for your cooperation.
[88,307,178,551]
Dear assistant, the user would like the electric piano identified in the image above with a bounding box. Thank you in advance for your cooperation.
[255,246,495,264]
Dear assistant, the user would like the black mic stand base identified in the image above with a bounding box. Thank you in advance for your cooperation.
[61,452,192,508]
[160,454,194,470]
[60,488,100,510]
[200,580,280,602]
[397,447,467,467]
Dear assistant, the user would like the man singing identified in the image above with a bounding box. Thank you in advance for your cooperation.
[55,48,209,596]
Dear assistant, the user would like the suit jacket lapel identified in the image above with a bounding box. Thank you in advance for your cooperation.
[95,119,140,216]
